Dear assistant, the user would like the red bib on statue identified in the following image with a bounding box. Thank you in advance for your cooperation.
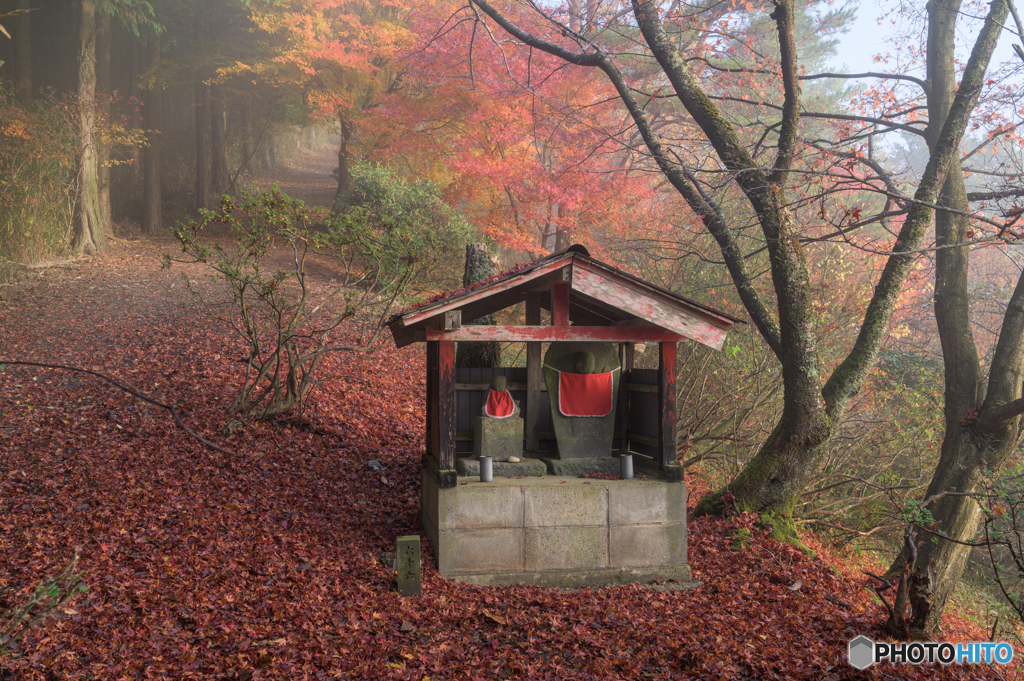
[485,389,515,418]
[558,370,614,417]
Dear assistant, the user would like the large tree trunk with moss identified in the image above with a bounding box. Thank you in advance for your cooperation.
[142,29,162,234]
[469,0,1008,537]
[71,0,107,255]
[456,243,501,369]
[883,0,1024,635]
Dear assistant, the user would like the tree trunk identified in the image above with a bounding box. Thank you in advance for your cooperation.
[885,0,1024,635]
[13,0,31,107]
[259,131,271,173]
[142,29,162,234]
[268,131,279,168]
[71,0,107,255]
[332,115,352,209]
[194,80,210,210]
[240,108,254,178]
[455,243,501,369]
[210,84,229,196]
[96,12,111,235]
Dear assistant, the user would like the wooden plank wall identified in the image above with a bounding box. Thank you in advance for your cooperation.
[629,369,660,458]
[455,367,556,454]
[454,366,663,459]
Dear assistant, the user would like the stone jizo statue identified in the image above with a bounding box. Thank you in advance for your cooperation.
[473,374,523,462]
[483,374,519,418]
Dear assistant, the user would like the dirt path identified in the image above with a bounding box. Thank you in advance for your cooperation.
[251,147,339,208]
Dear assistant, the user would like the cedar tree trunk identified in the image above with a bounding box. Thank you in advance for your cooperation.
[71,0,107,255]
[194,80,210,210]
[13,0,31,107]
[96,12,111,234]
[332,115,352,209]
[455,243,501,368]
[210,84,229,196]
[142,29,162,234]
[240,108,255,177]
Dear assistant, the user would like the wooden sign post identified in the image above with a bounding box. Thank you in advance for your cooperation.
[396,535,421,597]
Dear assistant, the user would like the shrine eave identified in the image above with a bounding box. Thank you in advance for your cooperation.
[387,247,744,350]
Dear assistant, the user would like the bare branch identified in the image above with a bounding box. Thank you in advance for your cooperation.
[0,360,236,455]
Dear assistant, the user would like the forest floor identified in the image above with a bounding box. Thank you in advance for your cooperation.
[0,152,1020,679]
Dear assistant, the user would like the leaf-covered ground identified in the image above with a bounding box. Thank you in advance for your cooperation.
[0,237,1018,680]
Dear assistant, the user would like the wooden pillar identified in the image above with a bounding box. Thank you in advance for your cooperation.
[658,341,683,482]
[525,293,544,452]
[426,340,457,488]
[618,342,634,454]
[552,283,570,326]
[426,341,438,462]
[438,340,457,485]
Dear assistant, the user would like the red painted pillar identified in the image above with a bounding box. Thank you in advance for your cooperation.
[426,341,439,464]
[552,283,570,326]
[437,340,457,478]
[658,341,678,476]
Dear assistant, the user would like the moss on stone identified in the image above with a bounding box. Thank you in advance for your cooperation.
[490,374,507,391]
[574,351,596,374]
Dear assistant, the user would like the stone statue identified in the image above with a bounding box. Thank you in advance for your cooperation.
[481,375,519,418]
[473,374,524,462]
[542,341,620,459]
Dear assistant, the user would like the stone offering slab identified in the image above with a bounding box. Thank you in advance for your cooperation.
[456,457,547,478]
[541,457,621,477]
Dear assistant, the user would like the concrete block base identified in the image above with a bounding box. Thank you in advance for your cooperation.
[421,467,693,588]
[541,457,621,477]
[449,566,698,588]
[456,457,547,478]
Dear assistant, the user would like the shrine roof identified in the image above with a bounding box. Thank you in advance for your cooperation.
[387,245,744,350]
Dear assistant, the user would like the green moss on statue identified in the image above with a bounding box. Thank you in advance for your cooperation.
[574,351,596,374]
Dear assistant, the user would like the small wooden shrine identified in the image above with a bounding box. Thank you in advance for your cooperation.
[387,245,741,587]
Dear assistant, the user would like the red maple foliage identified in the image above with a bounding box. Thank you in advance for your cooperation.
[0,240,1014,680]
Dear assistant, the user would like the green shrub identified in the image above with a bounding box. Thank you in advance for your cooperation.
[0,87,78,263]
[166,171,471,421]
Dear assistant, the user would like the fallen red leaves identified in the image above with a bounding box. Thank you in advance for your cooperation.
[0,240,1014,680]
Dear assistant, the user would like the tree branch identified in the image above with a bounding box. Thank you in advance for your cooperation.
[822,0,1009,417]
[801,71,928,92]
[0,360,236,455]
[978,397,1024,429]
[770,0,801,185]
[469,0,783,355]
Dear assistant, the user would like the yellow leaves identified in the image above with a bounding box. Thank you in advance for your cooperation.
[0,108,29,139]
[97,121,149,155]
[889,323,911,340]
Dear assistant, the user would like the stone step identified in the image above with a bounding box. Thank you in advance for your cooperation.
[456,457,547,478]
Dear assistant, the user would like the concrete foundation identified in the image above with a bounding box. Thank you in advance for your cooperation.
[421,467,697,587]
